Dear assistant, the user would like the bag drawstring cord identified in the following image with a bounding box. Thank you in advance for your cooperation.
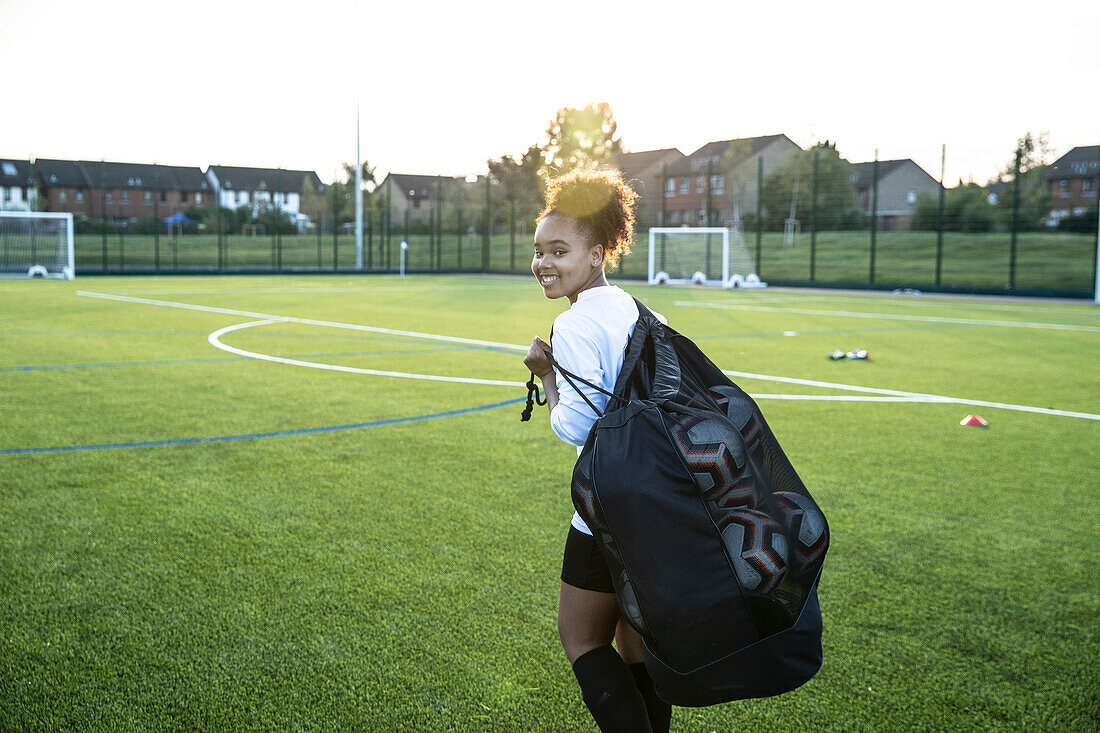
[520,372,547,422]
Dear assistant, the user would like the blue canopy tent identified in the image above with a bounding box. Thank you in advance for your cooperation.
[162,211,196,234]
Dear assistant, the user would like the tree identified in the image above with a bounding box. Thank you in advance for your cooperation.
[488,143,545,226]
[990,131,1054,230]
[717,140,755,223]
[543,103,623,176]
[760,142,859,230]
[910,183,994,232]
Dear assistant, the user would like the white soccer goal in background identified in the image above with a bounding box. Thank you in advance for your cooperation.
[0,212,75,280]
[648,227,765,289]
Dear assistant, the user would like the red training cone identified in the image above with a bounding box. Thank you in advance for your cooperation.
[960,414,988,427]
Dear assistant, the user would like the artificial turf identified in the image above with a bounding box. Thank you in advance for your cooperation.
[1,275,1098,731]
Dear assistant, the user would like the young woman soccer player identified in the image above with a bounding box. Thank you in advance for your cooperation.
[523,170,671,733]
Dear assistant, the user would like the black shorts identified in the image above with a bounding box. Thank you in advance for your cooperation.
[561,525,615,594]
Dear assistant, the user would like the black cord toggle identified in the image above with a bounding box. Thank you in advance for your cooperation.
[520,372,547,422]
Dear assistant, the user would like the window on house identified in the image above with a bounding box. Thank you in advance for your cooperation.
[240,191,249,204]
[2,188,10,202]
[106,192,114,203]
[679,177,688,195]
[195,192,202,204]
[122,190,130,203]
[160,190,167,202]
[907,189,917,205]
[696,176,705,193]
[144,191,152,203]
[76,189,84,201]
[665,178,675,197]
[58,189,67,200]
[712,175,724,195]
[1,163,16,176]
[1059,180,1070,197]
[669,210,679,224]
[1083,178,1096,196]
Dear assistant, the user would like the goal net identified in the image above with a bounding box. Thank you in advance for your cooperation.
[648,227,765,288]
[0,212,75,279]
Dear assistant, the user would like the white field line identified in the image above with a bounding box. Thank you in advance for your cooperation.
[784,292,1100,317]
[675,300,1100,333]
[208,320,526,387]
[78,290,529,351]
[722,369,1100,421]
[103,283,532,296]
[77,290,1099,421]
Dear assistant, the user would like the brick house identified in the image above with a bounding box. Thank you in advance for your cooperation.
[34,159,210,220]
[34,159,94,217]
[610,148,685,227]
[658,134,801,227]
[206,165,323,227]
[376,173,471,227]
[849,159,940,231]
[1046,145,1099,223]
[0,159,38,211]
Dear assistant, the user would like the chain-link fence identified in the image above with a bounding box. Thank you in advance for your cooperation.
[70,165,1098,298]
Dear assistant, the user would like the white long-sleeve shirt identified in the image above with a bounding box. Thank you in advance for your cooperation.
[548,285,664,535]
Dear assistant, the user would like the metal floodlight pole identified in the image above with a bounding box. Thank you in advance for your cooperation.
[355,100,363,270]
[400,238,408,277]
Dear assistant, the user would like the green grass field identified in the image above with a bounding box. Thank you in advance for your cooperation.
[2,275,1098,731]
[72,229,1097,294]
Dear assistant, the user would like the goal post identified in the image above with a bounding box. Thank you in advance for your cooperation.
[0,212,75,280]
[648,227,765,289]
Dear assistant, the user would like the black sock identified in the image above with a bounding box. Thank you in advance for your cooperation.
[629,662,672,733]
[571,645,653,733]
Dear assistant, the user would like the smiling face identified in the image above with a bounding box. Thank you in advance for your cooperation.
[531,213,606,303]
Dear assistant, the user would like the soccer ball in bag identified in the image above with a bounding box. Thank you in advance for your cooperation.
[771,492,828,572]
[719,509,789,595]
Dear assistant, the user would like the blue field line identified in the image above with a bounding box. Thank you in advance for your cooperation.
[2,346,489,372]
[1,397,526,455]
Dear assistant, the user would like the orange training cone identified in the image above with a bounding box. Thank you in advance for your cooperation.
[960,414,988,427]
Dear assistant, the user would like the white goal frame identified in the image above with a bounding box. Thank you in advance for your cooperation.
[0,211,75,280]
[648,226,765,289]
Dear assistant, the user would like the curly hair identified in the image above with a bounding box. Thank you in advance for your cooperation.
[537,169,638,268]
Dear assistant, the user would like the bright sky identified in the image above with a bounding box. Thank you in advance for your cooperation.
[1,0,1096,187]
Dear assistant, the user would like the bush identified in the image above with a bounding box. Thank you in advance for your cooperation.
[1058,208,1098,234]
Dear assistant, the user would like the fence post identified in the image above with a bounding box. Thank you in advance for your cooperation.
[483,174,491,272]
[276,224,282,271]
[510,193,516,273]
[755,156,763,276]
[1094,145,1100,304]
[119,226,125,271]
[317,214,323,269]
[936,144,945,286]
[869,152,879,284]
[457,206,463,271]
[435,175,442,270]
[101,218,108,270]
[810,150,818,282]
[385,176,393,271]
[153,184,160,273]
[1009,146,1021,290]
[218,202,225,271]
